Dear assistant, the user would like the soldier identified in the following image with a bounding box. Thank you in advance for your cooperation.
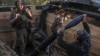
[15,0,35,45]
[57,14,91,56]
[10,1,32,56]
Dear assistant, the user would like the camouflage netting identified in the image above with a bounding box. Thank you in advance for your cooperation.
[0,40,18,56]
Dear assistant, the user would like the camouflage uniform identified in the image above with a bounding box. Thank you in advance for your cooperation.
[15,29,27,56]
[10,10,28,56]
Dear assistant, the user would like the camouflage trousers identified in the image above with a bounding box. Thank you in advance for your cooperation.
[15,29,27,56]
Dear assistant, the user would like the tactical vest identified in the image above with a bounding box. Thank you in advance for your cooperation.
[13,11,28,30]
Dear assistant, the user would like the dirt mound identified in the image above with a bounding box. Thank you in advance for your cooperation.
[0,40,18,56]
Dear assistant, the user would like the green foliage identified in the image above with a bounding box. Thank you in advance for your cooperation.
[0,0,48,6]
[25,0,48,5]
[0,0,15,6]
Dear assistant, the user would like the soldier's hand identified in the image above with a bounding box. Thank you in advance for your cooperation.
[83,14,88,22]
[15,13,20,19]
[57,26,65,34]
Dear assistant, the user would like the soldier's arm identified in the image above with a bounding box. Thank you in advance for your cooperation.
[82,14,90,34]
[10,13,19,24]
[83,22,90,34]
[25,8,33,19]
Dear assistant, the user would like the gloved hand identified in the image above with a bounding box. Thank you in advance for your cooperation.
[83,14,88,22]
[57,26,65,34]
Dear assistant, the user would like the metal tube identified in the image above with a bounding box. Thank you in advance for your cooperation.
[30,33,58,56]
